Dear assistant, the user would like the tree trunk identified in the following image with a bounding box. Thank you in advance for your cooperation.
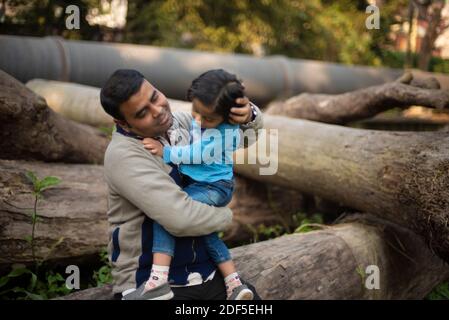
[416,0,445,71]
[265,72,449,124]
[0,160,303,268]
[0,70,108,164]
[405,1,416,69]
[57,214,449,300]
[0,160,108,269]
[234,115,449,263]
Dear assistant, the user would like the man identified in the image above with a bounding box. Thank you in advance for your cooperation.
[100,69,263,300]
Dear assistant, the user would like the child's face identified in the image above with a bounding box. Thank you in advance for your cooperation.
[191,98,224,129]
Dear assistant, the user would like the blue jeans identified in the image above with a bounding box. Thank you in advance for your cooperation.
[153,178,234,264]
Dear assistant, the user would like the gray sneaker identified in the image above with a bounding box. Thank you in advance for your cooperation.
[228,284,254,300]
[122,282,174,300]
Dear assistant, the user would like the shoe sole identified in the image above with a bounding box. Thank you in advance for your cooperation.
[234,289,254,300]
[147,291,174,300]
[121,290,174,300]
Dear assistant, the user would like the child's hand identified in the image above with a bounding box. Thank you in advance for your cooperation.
[229,96,252,124]
[142,137,163,157]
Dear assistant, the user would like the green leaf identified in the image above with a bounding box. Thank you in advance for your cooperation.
[0,276,10,288]
[53,273,64,282]
[356,265,366,282]
[426,282,449,300]
[8,267,31,278]
[24,290,44,300]
[11,286,43,300]
[11,287,26,293]
[24,235,33,243]
[29,273,37,290]
[25,171,38,186]
[37,176,61,192]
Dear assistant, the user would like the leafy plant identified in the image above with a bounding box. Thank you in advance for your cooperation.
[0,171,66,300]
[257,224,284,239]
[91,248,113,287]
[355,265,367,290]
[293,212,324,233]
[24,171,61,268]
[244,223,284,244]
[0,264,70,300]
[426,282,449,300]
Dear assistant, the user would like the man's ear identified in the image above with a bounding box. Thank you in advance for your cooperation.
[114,119,132,130]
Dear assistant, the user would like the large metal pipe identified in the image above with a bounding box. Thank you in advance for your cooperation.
[2,35,449,105]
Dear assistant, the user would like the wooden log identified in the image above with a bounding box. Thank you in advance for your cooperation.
[8,75,449,263]
[234,115,449,263]
[0,160,108,268]
[0,70,108,164]
[265,72,449,124]
[0,160,302,267]
[57,215,449,300]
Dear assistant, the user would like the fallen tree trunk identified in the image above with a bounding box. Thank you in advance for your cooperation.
[10,74,449,263]
[0,70,108,164]
[57,215,449,300]
[265,72,449,124]
[0,160,108,268]
[234,115,449,263]
[0,160,303,267]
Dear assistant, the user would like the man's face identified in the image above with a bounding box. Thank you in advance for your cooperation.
[118,79,173,137]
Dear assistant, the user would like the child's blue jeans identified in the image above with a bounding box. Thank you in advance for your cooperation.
[152,178,234,264]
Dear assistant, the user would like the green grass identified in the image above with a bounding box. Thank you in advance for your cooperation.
[426,282,449,300]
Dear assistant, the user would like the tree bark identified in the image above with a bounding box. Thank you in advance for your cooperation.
[0,70,108,164]
[0,160,108,268]
[234,115,449,263]
[265,72,449,124]
[57,215,449,300]
[0,160,303,268]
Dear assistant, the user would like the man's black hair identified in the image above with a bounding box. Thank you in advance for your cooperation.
[100,69,145,120]
[186,69,245,122]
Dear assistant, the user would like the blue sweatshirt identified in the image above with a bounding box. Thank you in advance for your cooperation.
[163,120,240,183]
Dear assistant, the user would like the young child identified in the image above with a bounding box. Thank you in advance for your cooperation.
[142,69,255,300]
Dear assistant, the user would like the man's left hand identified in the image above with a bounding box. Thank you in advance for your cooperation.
[228,97,252,125]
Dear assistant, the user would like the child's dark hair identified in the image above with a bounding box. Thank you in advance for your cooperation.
[186,69,245,122]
